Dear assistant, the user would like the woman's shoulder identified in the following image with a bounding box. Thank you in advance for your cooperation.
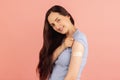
[73,29,87,40]
[73,29,88,47]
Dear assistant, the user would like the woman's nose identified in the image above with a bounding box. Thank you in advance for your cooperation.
[54,23,60,30]
[55,26,60,29]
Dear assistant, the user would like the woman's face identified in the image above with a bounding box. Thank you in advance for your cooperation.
[48,12,71,34]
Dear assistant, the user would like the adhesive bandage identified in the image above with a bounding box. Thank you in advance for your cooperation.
[71,52,83,57]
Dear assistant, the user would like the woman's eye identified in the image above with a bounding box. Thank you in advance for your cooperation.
[51,23,55,27]
[57,19,61,22]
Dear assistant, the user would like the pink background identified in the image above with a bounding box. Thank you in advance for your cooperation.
[0,0,120,80]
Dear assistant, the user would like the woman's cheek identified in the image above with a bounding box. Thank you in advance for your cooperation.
[62,20,69,27]
[65,22,70,28]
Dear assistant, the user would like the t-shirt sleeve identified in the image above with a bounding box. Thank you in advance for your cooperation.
[74,32,88,48]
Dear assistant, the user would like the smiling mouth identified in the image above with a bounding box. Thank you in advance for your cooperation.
[59,28,63,31]
[59,26,64,32]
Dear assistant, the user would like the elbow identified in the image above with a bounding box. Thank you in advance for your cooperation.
[71,77,77,80]
[64,76,77,80]
[70,78,77,80]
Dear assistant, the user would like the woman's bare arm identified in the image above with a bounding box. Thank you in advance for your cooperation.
[52,37,74,63]
[52,43,66,63]
[64,40,84,80]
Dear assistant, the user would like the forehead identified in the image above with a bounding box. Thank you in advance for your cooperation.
[48,12,62,23]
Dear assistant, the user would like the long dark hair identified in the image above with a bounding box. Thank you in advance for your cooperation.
[37,5,75,80]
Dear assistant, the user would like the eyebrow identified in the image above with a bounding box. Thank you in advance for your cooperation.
[55,17,58,21]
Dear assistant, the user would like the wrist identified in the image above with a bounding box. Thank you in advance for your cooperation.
[61,43,66,50]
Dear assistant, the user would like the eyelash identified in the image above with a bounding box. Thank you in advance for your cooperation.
[51,24,55,27]
[50,18,61,27]
[57,19,61,22]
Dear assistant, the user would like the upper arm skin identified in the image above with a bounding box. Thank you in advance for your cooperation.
[64,40,84,80]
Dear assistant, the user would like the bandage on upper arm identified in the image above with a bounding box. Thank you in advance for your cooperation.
[71,51,83,57]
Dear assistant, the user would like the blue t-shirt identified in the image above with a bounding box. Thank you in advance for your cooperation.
[49,29,88,80]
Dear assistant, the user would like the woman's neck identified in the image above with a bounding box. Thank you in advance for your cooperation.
[66,26,77,37]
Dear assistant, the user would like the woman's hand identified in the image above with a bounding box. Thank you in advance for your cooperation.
[62,37,74,49]
[52,37,74,63]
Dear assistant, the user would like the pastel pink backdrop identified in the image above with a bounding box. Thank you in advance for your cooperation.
[0,0,120,80]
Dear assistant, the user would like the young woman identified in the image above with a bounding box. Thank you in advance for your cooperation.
[37,5,88,80]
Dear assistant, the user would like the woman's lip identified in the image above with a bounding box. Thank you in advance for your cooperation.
[59,27,63,32]
[57,26,64,33]
[60,28,63,31]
